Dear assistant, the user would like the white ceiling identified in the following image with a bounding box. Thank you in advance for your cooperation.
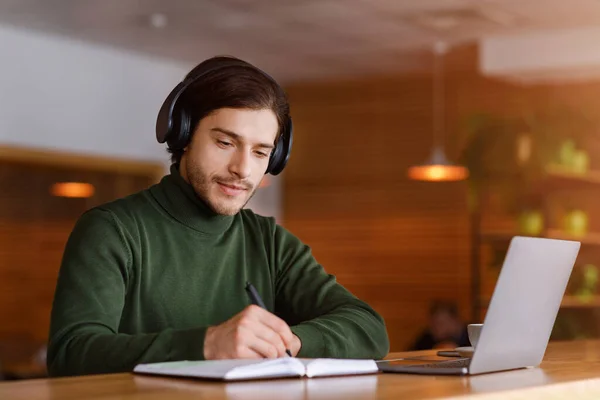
[2,0,600,82]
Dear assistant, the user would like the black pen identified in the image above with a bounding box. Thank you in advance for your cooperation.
[245,281,293,357]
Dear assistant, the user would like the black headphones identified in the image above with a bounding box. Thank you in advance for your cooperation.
[155,61,293,176]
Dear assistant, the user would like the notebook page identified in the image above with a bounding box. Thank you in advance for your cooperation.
[134,358,305,380]
[226,357,305,380]
[134,359,263,379]
[300,358,379,378]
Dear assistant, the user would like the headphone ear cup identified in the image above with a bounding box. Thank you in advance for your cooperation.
[156,81,187,145]
[167,107,191,150]
[266,140,282,175]
[267,117,293,175]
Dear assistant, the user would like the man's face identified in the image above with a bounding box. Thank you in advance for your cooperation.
[430,311,460,341]
[180,107,279,216]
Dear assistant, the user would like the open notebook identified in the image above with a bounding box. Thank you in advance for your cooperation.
[133,357,379,381]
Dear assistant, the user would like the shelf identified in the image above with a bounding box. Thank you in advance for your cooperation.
[481,296,600,309]
[544,165,600,187]
[561,296,600,308]
[546,230,600,245]
[480,230,600,246]
[471,163,600,324]
[476,166,600,188]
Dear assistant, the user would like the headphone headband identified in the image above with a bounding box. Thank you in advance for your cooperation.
[155,59,293,175]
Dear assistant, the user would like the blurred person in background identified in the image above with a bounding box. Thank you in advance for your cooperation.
[46,55,389,377]
[410,300,470,350]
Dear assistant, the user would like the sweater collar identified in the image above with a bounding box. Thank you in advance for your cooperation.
[150,164,234,235]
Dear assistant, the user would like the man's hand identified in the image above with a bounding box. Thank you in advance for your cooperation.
[204,305,302,359]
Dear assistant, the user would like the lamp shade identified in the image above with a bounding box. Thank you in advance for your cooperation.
[407,42,469,183]
[50,182,95,198]
[408,146,469,182]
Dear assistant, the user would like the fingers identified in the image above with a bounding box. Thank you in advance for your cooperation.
[234,344,263,359]
[255,308,297,350]
[246,334,283,359]
[205,306,296,360]
[244,319,287,357]
[242,305,296,355]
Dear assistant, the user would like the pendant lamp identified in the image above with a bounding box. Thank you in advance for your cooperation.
[408,42,469,182]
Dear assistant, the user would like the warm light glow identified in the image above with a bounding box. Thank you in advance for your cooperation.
[516,133,532,165]
[408,164,469,182]
[50,182,95,198]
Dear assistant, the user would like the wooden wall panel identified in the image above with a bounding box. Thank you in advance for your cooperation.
[283,64,600,351]
[0,221,73,341]
[283,74,473,352]
[0,156,160,364]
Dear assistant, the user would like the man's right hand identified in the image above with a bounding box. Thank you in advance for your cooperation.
[203,305,301,359]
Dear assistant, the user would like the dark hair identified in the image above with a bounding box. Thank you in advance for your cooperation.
[167,55,290,164]
[429,300,459,318]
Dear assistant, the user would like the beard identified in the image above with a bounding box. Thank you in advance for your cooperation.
[184,158,258,216]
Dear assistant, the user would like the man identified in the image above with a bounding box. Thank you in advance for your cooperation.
[410,300,469,351]
[47,56,390,377]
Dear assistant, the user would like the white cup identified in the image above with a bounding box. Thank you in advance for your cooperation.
[468,323,483,348]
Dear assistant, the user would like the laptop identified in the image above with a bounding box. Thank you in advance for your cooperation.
[378,236,580,376]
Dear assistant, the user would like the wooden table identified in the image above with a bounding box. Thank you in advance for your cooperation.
[3,340,600,399]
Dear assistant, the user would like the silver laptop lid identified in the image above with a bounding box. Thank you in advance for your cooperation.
[470,236,580,375]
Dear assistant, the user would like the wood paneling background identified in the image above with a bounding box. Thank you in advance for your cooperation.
[283,74,472,352]
[0,154,161,365]
[282,56,600,351]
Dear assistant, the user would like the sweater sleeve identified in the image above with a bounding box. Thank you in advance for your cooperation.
[272,224,389,360]
[47,208,207,377]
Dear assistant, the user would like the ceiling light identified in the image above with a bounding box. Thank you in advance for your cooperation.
[149,13,168,29]
[408,147,469,181]
[408,42,469,182]
[50,182,95,198]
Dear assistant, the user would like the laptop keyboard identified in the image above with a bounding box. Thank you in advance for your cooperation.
[415,358,471,368]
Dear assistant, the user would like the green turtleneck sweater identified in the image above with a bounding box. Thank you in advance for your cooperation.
[47,165,389,377]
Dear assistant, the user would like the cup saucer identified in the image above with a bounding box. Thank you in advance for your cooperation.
[455,346,475,357]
